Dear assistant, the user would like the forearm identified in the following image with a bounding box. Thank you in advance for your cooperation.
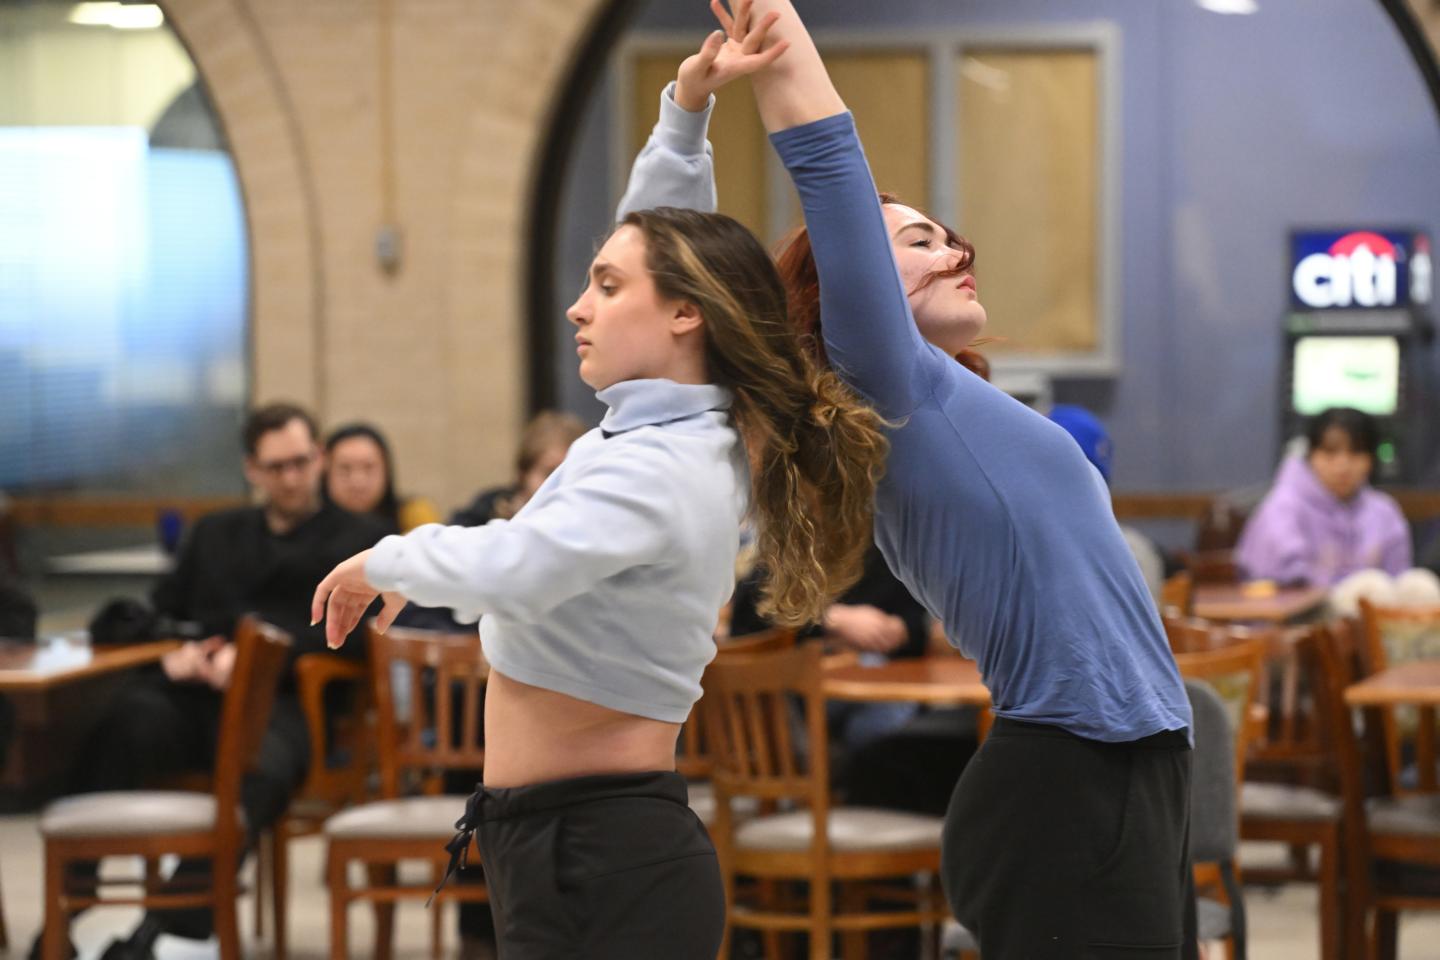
[747,0,845,132]
[615,82,717,219]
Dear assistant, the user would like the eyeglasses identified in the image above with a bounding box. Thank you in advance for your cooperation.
[254,451,317,477]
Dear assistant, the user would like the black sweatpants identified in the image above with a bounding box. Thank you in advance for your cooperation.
[457,770,723,959]
[69,668,309,937]
[941,718,1195,959]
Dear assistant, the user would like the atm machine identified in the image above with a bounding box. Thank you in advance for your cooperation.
[1282,228,1435,482]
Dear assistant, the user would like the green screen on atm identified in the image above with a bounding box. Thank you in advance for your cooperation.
[1292,336,1399,416]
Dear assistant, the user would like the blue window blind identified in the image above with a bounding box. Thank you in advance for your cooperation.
[0,126,248,494]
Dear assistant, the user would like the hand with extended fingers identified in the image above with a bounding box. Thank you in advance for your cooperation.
[673,0,790,112]
[310,549,408,650]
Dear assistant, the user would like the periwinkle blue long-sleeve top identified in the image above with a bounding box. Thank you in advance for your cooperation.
[625,89,1188,740]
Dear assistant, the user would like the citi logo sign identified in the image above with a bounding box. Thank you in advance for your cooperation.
[1291,230,1433,310]
[1292,232,1399,309]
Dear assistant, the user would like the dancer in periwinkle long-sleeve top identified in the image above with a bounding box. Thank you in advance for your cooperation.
[662,1,1194,955]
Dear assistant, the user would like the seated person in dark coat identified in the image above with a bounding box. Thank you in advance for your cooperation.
[56,402,386,960]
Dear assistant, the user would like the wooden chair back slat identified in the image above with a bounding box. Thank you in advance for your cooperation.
[212,617,292,838]
[1359,600,1440,794]
[702,643,826,804]
[367,625,488,798]
[1173,639,1265,786]
[676,627,796,780]
[1161,571,1194,617]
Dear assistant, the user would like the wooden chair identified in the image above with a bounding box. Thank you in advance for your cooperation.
[702,642,949,960]
[1161,570,1195,617]
[324,626,489,960]
[1174,639,1265,960]
[257,654,372,960]
[1168,613,1346,958]
[682,627,796,830]
[1235,623,1345,960]
[1319,619,1440,960]
[39,617,292,960]
[1359,599,1440,794]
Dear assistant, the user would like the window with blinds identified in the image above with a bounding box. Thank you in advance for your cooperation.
[0,4,248,495]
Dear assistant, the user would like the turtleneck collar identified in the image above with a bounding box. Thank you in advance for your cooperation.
[596,378,732,436]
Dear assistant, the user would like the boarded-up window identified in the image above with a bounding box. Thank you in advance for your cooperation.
[956,49,1099,356]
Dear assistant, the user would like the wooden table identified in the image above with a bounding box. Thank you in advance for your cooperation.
[1194,584,1329,624]
[46,544,171,577]
[1345,660,1440,791]
[0,638,179,691]
[823,655,990,706]
[0,639,181,806]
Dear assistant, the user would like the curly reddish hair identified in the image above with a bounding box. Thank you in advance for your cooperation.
[774,192,989,382]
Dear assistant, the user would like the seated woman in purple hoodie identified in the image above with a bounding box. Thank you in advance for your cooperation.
[1236,407,1411,586]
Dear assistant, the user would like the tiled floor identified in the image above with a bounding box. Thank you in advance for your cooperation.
[2,820,1440,959]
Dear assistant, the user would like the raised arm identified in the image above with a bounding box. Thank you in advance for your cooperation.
[733,0,933,417]
[616,13,789,220]
[722,0,843,132]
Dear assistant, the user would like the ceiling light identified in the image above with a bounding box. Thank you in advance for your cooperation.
[69,3,165,30]
[1195,0,1259,13]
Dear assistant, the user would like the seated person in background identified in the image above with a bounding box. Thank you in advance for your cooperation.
[1237,406,1411,586]
[323,422,441,533]
[0,574,35,774]
[0,574,36,640]
[54,403,386,960]
[1046,404,1166,601]
[730,543,929,753]
[449,410,587,526]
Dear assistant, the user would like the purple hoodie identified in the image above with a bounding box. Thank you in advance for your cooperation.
[1236,456,1412,586]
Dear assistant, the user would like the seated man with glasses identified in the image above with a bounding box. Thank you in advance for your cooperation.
[46,402,386,960]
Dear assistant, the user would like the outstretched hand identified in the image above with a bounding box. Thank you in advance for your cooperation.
[310,549,408,650]
[673,0,789,112]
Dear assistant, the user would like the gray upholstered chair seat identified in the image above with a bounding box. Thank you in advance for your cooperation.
[40,791,231,838]
[1367,794,1440,837]
[733,807,943,853]
[1240,781,1341,821]
[941,919,978,953]
[323,795,467,840]
[1197,897,1233,940]
[686,782,760,827]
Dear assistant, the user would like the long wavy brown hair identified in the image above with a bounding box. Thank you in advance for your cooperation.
[620,207,889,627]
[774,192,990,377]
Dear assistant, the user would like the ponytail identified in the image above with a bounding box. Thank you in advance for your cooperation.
[621,208,888,626]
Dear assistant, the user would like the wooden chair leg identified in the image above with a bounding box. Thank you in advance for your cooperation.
[430,872,444,960]
[0,850,9,950]
[253,829,269,940]
[369,862,398,960]
[328,847,349,960]
[1317,827,1341,960]
[1372,908,1398,960]
[144,857,163,895]
[273,825,291,960]
[42,845,67,960]
[759,880,785,960]
[214,859,242,960]
[810,878,832,960]
[839,883,865,960]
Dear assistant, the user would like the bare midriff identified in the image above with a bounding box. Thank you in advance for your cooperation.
[481,668,681,788]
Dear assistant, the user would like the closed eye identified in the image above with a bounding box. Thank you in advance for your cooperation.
[910,238,933,249]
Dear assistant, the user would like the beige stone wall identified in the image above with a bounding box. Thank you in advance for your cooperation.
[1405,0,1440,73]
[162,0,607,510]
